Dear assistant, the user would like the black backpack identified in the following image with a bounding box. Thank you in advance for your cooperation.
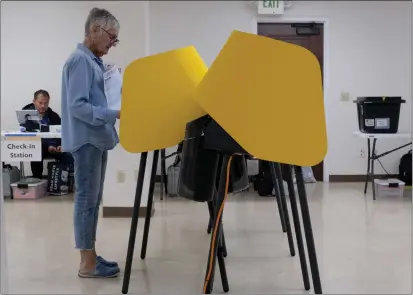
[47,161,73,195]
[399,150,412,186]
[252,160,274,197]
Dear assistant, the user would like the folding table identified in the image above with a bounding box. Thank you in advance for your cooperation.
[354,131,411,200]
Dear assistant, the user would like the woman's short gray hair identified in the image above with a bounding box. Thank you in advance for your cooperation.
[84,7,120,36]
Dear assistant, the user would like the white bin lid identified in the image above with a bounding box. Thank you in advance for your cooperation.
[11,178,47,187]
[374,178,405,186]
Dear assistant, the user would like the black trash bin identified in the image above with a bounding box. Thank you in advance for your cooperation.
[178,116,251,201]
[177,115,220,202]
[203,119,247,154]
[354,96,405,133]
[203,119,250,194]
[213,154,250,194]
[229,155,249,193]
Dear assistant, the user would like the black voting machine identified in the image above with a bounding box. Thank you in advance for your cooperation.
[121,115,322,294]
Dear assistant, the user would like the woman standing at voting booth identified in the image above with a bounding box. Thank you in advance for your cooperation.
[61,8,121,278]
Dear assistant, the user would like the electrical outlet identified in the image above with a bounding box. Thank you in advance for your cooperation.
[340,92,350,102]
[360,149,366,158]
[117,170,126,183]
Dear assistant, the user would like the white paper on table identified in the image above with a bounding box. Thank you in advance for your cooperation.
[103,63,122,111]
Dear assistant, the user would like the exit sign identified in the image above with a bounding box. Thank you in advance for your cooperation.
[258,0,285,15]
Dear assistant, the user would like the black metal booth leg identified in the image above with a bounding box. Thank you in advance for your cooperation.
[203,154,231,294]
[207,201,214,234]
[221,227,228,258]
[122,152,148,294]
[364,138,371,195]
[285,164,310,290]
[270,163,287,233]
[161,149,168,196]
[217,222,229,292]
[294,166,323,294]
[371,139,377,200]
[272,162,295,257]
[207,199,228,258]
[141,150,160,259]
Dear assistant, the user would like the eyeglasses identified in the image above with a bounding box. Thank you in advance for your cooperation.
[100,27,119,46]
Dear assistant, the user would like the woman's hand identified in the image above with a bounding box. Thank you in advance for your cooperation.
[48,146,57,153]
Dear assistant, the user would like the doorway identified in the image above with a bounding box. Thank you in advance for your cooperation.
[257,22,325,181]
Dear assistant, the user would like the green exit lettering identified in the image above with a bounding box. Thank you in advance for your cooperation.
[263,0,280,8]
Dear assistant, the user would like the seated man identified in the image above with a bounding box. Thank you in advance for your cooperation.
[21,90,73,179]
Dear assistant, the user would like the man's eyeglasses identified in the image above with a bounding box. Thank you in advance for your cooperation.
[100,27,119,46]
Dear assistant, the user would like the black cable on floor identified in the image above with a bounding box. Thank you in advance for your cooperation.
[377,158,391,176]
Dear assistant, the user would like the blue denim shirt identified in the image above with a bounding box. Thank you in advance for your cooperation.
[61,43,119,153]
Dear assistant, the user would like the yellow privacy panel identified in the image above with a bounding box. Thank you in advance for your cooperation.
[120,47,207,153]
[195,30,326,166]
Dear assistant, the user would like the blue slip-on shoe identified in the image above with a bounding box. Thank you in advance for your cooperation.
[78,263,120,278]
[96,256,119,268]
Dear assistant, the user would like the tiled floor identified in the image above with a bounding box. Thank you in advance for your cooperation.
[3,183,412,294]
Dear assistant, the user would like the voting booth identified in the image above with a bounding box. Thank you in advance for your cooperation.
[119,31,326,294]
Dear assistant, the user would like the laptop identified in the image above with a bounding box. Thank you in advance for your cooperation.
[16,109,40,126]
